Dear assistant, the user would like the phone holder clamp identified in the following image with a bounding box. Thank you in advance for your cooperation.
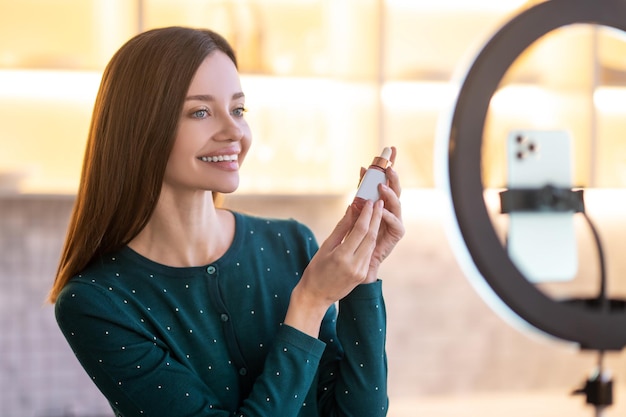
[499,185,585,214]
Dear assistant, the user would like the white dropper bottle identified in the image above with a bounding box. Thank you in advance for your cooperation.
[354,147,392,204]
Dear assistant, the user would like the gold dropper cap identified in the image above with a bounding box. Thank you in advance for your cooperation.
[370,147,392,170]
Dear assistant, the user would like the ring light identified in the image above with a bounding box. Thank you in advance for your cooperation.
[438,0,626,350]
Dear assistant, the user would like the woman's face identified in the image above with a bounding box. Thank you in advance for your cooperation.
[164,51,252,195]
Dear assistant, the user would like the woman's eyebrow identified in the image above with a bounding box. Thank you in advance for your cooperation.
[185,92,245,101]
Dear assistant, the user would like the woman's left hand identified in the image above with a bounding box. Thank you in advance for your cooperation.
[359,146,405,283]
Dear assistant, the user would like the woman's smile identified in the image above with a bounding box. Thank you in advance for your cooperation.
[197,153,240,171]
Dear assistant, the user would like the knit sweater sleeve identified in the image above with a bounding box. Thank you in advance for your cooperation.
[317,280,389,416]
[290,218,389,416]
[55,280,326,417]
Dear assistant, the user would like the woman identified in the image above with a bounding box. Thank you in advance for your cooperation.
[50,26,404,417]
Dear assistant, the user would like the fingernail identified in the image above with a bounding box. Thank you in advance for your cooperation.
[352,198,366,211]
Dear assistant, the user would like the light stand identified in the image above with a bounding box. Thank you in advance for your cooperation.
[501,184,616,416]
[572,351,613,417]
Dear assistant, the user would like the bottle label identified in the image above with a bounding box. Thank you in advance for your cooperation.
[355,169,386,201]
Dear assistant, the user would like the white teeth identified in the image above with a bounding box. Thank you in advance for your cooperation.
[200,154,238,162]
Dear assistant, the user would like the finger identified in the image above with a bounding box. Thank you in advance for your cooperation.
[353,199,384,258]
[339,199,376,255]
[389,146,397,166]
[385,166,402,198]
[381,203,405,239]
[378,182,402,219]
[319,203,359,251]
[358,166,366,185]
[343,200,383,279]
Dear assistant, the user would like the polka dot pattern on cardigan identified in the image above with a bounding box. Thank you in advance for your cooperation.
[55,211,388,416]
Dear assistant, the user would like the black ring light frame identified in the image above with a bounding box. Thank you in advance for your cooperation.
[444,0,626,351]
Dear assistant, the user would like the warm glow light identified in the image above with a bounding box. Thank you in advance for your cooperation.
[490,85,554,113]
[581,188,626,218]
[490,84,626,117]
[241,75,346,106]
[381,81,456,111]
[386,0,528,12]
[0,69,101,102]
[489,85,560,125]
[594,87,626,114]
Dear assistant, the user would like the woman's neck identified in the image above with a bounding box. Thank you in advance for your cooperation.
[128,190,235,267]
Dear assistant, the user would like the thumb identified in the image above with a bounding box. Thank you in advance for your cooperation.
[320,203,359,251]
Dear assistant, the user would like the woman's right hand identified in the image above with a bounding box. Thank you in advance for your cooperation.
[284,199,384,337]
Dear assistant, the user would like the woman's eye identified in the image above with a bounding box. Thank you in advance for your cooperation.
[192,109,209,119]
[232,107,248,117]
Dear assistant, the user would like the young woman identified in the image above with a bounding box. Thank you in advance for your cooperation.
[50,26,404,417]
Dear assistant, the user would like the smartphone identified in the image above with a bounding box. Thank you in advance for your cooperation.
[506,129,578,283]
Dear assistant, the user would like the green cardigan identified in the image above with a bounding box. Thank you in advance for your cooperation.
[55,211,388,417]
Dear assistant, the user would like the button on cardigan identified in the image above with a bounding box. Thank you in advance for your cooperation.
[55,211,388,417]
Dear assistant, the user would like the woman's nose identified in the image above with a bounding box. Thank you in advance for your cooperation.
[213,114,243,142]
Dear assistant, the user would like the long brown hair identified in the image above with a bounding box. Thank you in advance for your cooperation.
[48,27,237,303]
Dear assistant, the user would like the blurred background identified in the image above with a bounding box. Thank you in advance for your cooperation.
[2,0,626,416]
